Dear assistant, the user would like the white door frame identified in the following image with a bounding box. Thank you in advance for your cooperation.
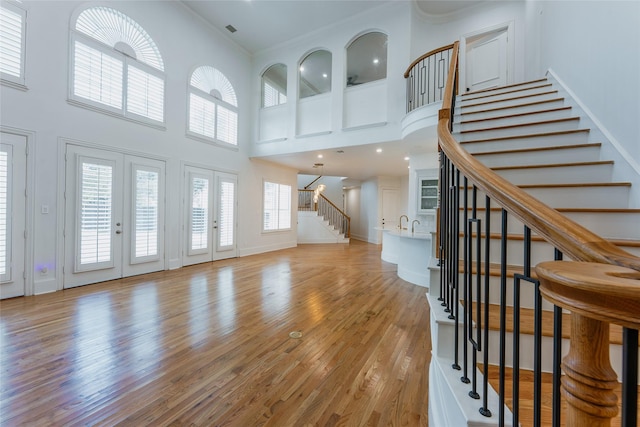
[0,126,35,297]
[57,137,168,290]
[459,21,515,94]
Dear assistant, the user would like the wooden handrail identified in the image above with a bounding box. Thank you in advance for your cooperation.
[437,43,639,272]
[319,193,350,222]
[404,43,455,78]
[437,40,640,426]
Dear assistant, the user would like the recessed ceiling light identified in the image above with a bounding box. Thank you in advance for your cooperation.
[299,66,305,72]
[317,154,323,159]
[404,156,410,161]
[373,58,379,64]
[322,73,328,78]
[376,148,382,153]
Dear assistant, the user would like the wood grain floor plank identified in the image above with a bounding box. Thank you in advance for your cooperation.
[0,241,431,426]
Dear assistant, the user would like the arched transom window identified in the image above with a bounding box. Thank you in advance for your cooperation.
[70,6,165,123]
[346,32,387,87]
[188,66,238,146]
[299,50,332,99]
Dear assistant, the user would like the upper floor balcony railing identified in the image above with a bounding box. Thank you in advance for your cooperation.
[404,43,454,114]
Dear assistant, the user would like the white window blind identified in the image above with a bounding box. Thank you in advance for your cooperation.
[217,105,238,145]
[79,162,113,265]
[0,4,23,80]
[263,82,286,108]
[134,168,159,259]
[74,41,123,110]
[190,177,209,251]
[218,180,235,248]
[263,182,291,231]
[127,65,164,122]
[0,148,10,280]
[189,93,215,139]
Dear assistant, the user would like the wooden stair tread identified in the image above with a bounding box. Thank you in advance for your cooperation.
[465,302,632,346]
[480,365,639,427]
[491,160,613,171]
[459,83,552,103]
[460,128,589,144]
[460,90,559,109]
[470,142,601,157]
[459,207,640,213]
[458,106,572,125]
[461,78,547,96]
[458,117,579,134]
[458,98,566,117]
[462,182,631,189]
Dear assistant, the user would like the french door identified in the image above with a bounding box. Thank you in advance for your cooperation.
[64,145,165,288]
[0,132,27,299]
[183,166,237,266]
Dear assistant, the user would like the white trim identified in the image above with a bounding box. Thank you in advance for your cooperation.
[546,68,640,176]
[0,126,35,296]
[296,130,332,139]
[0,1,27,87]
[257,137,288,144]
[342,121,387,132]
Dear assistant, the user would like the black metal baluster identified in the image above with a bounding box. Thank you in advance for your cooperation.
[452,169,461,371]
[461,176,469,384]
[622,327,638,427]
[499,209,508,427]
[552,249,563,427]
[480,197,492,416]
[468,185,481,400]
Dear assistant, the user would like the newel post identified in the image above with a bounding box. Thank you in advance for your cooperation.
[536,261,640,427]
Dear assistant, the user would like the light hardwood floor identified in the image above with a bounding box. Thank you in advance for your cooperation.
[0,241,431,426]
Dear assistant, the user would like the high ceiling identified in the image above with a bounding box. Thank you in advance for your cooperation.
[180,0,481,180]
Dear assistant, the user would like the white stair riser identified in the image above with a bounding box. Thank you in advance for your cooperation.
[454,271,555,311]
[472,145,602,168]
[459,92,560,114]
[461,131,589,154]
[494,163,613,185]
[456,99,566,121]
[457,108,574,132]
[462,185,630,208]
[456,210,640,239]
[460,80,549,101]
[454,119,581,142]
[457,236,557,268]
[459,84,553,105]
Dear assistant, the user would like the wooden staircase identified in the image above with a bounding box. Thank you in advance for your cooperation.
[428,77,639,426]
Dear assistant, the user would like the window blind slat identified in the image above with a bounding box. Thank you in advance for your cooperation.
[74,41,123,109]
[79,162,113,265]
[0,5,23,78]
[127,65,164,122]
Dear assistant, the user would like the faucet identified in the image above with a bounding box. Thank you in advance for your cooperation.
[399,215,408,230]
[411,219,420,234]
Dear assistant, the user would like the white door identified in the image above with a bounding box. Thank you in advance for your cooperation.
[0,133,27,299]
[64,145,165,288]
[381,188,399,230]
[183,166,237,266]
[465,28,508,93]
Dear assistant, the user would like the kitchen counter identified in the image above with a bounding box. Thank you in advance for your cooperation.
[378,228,432,288]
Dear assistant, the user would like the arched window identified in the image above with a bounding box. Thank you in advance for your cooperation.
[299,50,331,99]
[188,66,238,146]
[262,63,287,108]
[70,6,165,123]
[346,32,387,87]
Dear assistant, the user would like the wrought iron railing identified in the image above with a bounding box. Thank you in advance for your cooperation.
[404,43,454,113]
[433,41,639,426]
[298,189,350,238]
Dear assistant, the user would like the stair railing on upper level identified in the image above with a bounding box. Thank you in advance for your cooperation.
[428,41,639,426]
[298,189,351,239]
[404,43,455,114]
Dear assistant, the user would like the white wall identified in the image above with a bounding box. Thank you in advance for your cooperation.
[529,0,640,168]
[0,1,297,295]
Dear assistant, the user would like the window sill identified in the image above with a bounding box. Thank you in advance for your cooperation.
[67,98,166,131]
[185,132,240,151]
[1,79,28,92]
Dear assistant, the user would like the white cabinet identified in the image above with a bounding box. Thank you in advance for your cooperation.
[417,174,438,213]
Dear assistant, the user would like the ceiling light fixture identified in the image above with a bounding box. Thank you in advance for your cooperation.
[373,58,379,64]
[225,25,237,33]
[322,73,328,78]
[404,156,410,161]
[376,148,382,153]
[299,66,305,72]
[317,154,323,159]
